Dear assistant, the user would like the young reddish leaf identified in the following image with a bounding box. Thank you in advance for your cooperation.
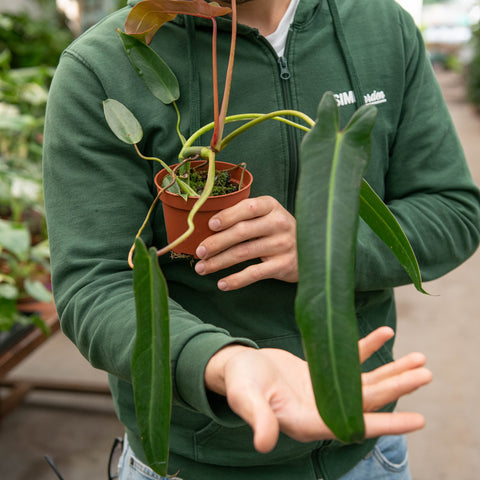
[126,0,231,44]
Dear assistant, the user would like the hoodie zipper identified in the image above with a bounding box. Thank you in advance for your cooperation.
[277,53,299,213]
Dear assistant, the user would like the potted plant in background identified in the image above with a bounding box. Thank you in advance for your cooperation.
[0,218,51,351]
[0,6,68,351]
[102,0,428,476]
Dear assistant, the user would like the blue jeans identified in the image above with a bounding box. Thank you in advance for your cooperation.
[338,435,411,480]
[118,434,411,480]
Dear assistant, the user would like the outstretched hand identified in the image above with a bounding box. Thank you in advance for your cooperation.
[205,327,432,453]
[195,196,297,290]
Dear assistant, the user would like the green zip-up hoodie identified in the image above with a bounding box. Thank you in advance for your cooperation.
[43,0,480,478]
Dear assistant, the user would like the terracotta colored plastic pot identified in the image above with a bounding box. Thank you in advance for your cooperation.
[155,160,253,257]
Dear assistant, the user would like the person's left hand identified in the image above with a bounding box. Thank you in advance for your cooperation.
[194,196,297,290]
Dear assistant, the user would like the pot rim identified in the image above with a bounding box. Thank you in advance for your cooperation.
[154,160,253,202]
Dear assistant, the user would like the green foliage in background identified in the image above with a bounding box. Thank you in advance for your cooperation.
[0,10,72,69]
[467,20,480,110]
[0,7,73,220]
[1,3,73,333]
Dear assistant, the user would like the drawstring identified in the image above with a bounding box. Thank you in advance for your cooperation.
[185,16,202,142]
[326,0,364,107]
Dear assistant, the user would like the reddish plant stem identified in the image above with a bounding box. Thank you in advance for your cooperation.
[211,0,237,151]
[211,18,219,140]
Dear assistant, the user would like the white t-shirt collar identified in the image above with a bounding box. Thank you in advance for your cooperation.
[265,0,300,57]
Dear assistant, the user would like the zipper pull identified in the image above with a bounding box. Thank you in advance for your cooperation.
[278,56,291,80]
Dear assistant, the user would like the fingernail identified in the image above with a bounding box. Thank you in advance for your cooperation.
[196,245,206,258]
[218,280,228,291]
[209,218,221,231]
[195,262,205,274]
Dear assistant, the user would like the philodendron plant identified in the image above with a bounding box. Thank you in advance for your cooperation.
[102,0,427,476]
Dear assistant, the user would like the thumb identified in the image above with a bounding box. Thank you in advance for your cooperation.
[227,385,280,453]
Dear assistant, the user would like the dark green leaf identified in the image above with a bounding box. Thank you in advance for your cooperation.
[132,238,171,476]
[103,99,143,145]
[295,92,377,443]
[118,30,179,105]
[359,179,427,294]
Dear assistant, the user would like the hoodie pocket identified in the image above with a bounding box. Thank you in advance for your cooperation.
[194,420,320,467]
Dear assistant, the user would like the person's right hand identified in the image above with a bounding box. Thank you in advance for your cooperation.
[205,327,432,453]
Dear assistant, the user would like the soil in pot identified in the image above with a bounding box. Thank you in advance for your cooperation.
[188,165,240,196]
[155,161,253,257]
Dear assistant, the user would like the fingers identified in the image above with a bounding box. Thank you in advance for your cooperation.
[363,366,433,412]
[196,196,291,259]
[195,220,289,273]
[363,351,427,386]
[207,196,277,233]
[194,196,298,288]
[214,254,296,290]
[364,412,426,438]
[358,326,395,363]
[362,350,432,413]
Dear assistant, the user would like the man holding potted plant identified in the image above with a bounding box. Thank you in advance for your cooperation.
[43,0,480,479]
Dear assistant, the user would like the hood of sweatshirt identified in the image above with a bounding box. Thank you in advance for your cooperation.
[123,0,364,106]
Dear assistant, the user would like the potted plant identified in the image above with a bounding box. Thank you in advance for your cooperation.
[0,218,52,350]
[102,0,427,477]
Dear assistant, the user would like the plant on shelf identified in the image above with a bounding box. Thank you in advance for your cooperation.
[103,0,427,476]
[0,218,51,335]
[0,6,70,340]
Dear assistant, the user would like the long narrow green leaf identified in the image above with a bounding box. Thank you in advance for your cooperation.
[359,179,427,294]
[118,30,180,105]
[295,92,377,443]
[132,238,171,476]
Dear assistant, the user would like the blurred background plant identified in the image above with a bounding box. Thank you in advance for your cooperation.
[0,0,73,336]
[0,218,51,334]
[467,18,480,109]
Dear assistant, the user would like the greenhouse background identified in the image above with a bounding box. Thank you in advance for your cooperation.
[1,1,480,479]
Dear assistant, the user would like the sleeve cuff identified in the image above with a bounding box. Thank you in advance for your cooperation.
[175,331,258,427]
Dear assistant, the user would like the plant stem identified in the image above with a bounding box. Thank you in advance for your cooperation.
[128,158,195,268]
[133,144,197,197]
[128,192,162,269]
[180,111,314,158]
[220,110,314,150]
[156,149,217,257]
[211,0,237,151]
[211,17,220,141]
[172,101,186,145]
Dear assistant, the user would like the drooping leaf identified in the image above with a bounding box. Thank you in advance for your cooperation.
[295,92,377,443]
[359,179,427,294]
[117,30,180,105]
[132,238,171,476]
[24,278,53,303]
[103,99,143,145]
[0,219,30,261]
[125,0,231,44]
